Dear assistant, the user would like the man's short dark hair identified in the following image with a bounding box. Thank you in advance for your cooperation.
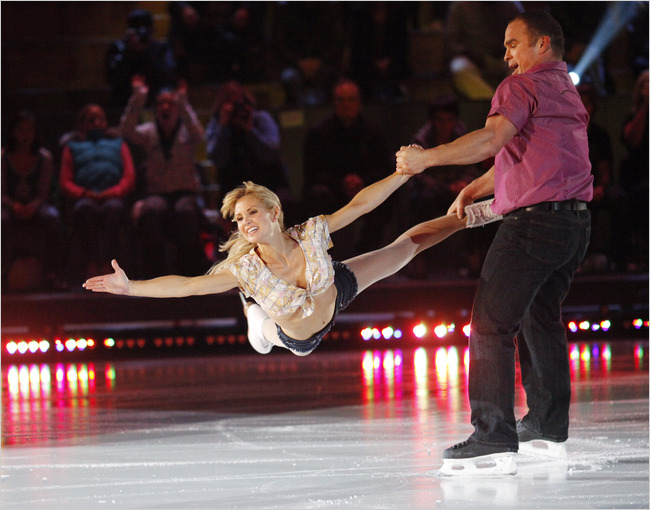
[513,10,565,58]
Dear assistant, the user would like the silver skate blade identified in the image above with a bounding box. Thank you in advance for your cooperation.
[518,439,567,459]
[464,198,503,228]
[437,452,517,477]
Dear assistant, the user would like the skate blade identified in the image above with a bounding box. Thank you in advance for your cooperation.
[518,440,567,459]
[464,199,503,229]
[437,452,517,477]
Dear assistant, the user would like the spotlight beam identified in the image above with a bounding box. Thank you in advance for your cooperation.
[572,2,643,80]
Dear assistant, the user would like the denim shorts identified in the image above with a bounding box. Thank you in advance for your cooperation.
[276,261,358,355]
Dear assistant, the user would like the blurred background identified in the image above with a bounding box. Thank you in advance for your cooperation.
[1,1,648,363]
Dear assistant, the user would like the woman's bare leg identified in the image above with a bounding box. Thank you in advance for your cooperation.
[241,299,287,352]
[344,213,466,293]
[241,297,313,356]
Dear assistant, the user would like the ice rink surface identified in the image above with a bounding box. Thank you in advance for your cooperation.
[2,339,648,509]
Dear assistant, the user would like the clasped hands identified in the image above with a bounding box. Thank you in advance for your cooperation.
[395,143,426,176]
[395,143,470,220]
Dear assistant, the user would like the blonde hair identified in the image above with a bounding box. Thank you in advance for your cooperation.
[207,182,284,275]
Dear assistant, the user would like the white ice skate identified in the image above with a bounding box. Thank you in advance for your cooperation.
[517,421,567,459]
[437,439,517,477]
[464,198,503,228]
[518,439,567,459]
[240,293,273,354]
[437,452,517,477]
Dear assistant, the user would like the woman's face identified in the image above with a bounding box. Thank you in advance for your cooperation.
[233,195,277,242]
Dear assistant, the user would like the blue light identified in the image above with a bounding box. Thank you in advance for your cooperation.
[571,3,642,84]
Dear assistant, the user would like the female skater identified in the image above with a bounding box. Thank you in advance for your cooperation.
[84,170,498,355]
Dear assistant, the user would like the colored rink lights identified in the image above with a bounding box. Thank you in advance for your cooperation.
[361,327,403,341]
[3,333,243,359]
[5,338,95,356]
[362,321,463,342]
[361,315,646,344]
[1,315,647,359]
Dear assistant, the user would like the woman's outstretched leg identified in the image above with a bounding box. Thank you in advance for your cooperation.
[344,213,466,293]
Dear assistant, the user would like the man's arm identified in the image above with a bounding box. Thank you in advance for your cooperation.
[396,114,517,175]
[448,166,496,219]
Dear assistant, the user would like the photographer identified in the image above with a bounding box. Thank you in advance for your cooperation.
[106,9,177,108]
[206,81,290,201]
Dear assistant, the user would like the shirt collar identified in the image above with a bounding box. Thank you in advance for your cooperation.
[525,60,568,75]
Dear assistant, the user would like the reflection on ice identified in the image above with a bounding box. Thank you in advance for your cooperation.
[1,341,648,509]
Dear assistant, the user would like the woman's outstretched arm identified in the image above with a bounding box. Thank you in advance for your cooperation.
[83,259,239,298]
[325,171,410,234]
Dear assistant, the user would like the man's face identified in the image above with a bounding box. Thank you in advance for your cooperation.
[503,19,542,75]
[433,111,457,142]
[82,106,107,134]
[333,83,361,124]
[156,92,179,126]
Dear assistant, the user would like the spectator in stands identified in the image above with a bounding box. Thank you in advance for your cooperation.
[405,94,484,278]
[577,84,630,273]
[59,104,136,288]
[418,2,450,31]
[619,70,649,271]
[167,2,267,85]
[219,3,270,84]
[120,77,208,278]
[345,2,412,103]
[2,111,64,292]
[271,2,346,107]
[302,79,396,259]
[445,1,522,100]
[625,2,648,78]
[206,81,289,199]
[106,8,176,107]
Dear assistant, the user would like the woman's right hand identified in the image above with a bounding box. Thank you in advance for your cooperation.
[83,259,130,295]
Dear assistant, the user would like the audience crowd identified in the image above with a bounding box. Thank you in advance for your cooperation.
[2,2,648,292]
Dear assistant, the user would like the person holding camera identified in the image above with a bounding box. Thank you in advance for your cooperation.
[106,9,177,108]
[206,81,290,202]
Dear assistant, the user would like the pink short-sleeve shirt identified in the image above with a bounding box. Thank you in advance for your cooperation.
[489,61,594,215]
